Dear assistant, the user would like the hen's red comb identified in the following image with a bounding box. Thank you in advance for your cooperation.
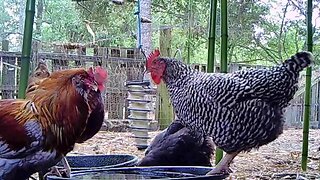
[146,49,160,68]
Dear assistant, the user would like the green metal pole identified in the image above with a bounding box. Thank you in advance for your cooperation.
[301,0,313,171]
[18,0,36,99]
[220,0,228,73]
[215,0,228,165]
[186,0,192,64]
[207,0,217,73]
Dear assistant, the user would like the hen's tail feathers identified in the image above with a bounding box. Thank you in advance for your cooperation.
[284,51,314,71]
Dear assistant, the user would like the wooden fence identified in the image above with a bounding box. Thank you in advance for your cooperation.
[0,43,147,121]
[0,43,319,128]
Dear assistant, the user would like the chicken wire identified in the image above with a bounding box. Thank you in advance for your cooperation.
[0,43,320,128]
[0,51,21,99]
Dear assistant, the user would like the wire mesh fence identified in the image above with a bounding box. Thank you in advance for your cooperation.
[0,42,154,122]
[0,41,320,129]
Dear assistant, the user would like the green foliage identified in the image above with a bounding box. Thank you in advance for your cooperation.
[39,0,86,42]
[0,0,319,65]
[75,1,137,47]
[0,0,22,41]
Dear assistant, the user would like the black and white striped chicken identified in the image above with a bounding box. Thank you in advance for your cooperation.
[146,50,313,175]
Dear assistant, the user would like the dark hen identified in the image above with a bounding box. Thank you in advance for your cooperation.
[137,121,214,167]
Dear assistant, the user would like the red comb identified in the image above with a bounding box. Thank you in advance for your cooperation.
[95,66,108,79]
[146,49,160,68]
[147,49,160,61]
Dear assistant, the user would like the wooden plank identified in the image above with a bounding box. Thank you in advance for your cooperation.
[52,45,69,71]
[317,80,320,128]
[158,27,174,130]
[2,40,9,51]
[1,42,16,99]
[1,57,16,99]
[75,46,86,66]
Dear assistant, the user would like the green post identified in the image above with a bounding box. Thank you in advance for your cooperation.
[18,0,36,99]
[207,0,217,73]
[220,0,228,73]
[301,0,313,171]
[186,0,192,64]
[215,0,228,165]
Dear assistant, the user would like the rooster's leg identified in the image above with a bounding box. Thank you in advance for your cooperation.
[43,156,71,178]
[61,156,71,177]
[43,166,62,178]
[206,152,239,175]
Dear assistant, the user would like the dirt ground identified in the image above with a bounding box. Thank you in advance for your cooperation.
[70,129,320,179]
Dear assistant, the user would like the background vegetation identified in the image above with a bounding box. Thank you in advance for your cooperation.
[0,0,319,65]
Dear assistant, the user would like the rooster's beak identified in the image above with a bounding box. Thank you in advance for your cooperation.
[91,82,98,92]
[92,85,98,92]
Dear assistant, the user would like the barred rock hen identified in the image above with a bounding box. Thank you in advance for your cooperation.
[146,50,313,175]
[137,120,214,166]
[0,67,107,180]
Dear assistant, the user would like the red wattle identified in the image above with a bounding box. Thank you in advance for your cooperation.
[151,73,161,84]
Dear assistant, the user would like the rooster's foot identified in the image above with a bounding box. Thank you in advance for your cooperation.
[43,166,70,178]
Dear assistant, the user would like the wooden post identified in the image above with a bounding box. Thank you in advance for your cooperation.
[2,40,9,51]
[75,46,86,66]
[1,40,16,99]
[52,45,68,71]
[94,46,109,116]
[316,80,320,128]
[158,27,174,130]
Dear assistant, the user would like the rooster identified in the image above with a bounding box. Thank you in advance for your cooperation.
[137,120,214,166]
[146,50,313,175]
[27,63,106,178]
[76,67,106,143]
[0,66,107,179]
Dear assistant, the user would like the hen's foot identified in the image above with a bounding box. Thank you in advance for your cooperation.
[206,152,238,175]
[207,166,232,175]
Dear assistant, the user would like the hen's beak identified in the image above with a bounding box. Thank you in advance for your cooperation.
[143,69,148,76]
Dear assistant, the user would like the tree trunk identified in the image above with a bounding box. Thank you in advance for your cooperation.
[140,0,152,54]
[18,0,26,50]
[35,0,44,37]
